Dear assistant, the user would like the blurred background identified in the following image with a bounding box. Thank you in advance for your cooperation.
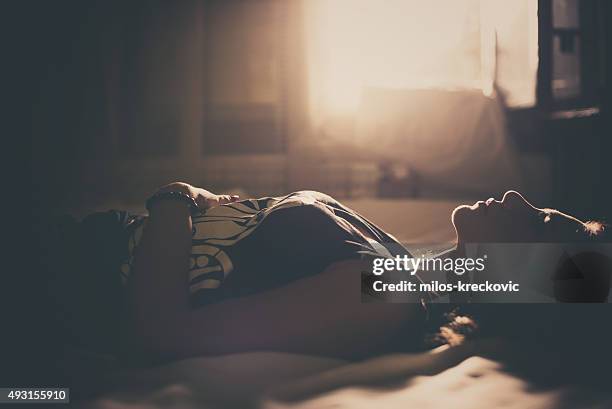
[30,0,612,231]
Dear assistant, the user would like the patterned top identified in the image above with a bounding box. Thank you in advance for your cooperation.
[120,191,409,306]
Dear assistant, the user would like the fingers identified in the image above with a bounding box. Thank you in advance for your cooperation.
[217,195,240,205]
[196,194,240,210]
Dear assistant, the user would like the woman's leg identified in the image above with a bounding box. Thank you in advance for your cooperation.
[148,258,427,361]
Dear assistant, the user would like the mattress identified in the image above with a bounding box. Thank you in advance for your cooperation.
[77,340,612,409]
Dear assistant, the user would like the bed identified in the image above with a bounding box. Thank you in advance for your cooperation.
[68,198,611,408]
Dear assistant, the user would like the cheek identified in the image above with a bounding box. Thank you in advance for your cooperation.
[455,207,531,242]
[491,210,540,241]
[451,206,472,232]
[452,207,487,240]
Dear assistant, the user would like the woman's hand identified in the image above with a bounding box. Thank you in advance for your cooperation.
[157,182,239,210]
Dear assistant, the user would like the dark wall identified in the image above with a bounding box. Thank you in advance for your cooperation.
[31,1,197,210]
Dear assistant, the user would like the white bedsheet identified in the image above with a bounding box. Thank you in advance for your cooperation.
[79,352,345,409]
[79,344,612,409]
[265,356,610,409]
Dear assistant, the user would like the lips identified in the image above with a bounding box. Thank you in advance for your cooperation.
[469,201,485,211]
[470,198,502,213]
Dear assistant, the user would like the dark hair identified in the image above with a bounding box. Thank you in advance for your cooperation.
[434,224,609,346]
[37,211,131,355]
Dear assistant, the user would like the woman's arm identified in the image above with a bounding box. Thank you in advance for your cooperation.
[127,181,238,355]
[128,199,194,356]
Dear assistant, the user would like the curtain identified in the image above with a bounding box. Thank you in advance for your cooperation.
[305,0,538,121]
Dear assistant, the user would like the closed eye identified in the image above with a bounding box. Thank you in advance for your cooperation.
[540,211,552,224]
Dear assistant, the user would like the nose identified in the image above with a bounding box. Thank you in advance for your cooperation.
[501,190,520,203]
[501,190,535,211]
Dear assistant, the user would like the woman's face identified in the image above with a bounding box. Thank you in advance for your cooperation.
[452,190,585,243]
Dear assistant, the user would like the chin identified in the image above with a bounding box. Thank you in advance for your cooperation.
[452,205,484,243]
[451,205,472,226]
[451,205,470,239]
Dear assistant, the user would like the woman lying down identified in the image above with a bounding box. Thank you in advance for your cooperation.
[43,182,608,363]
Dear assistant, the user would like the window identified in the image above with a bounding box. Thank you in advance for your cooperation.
[537,0,606,110]
[552,0,582,99]
[306,0,538,119]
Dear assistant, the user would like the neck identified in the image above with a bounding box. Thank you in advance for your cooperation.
[440,239,464,260]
